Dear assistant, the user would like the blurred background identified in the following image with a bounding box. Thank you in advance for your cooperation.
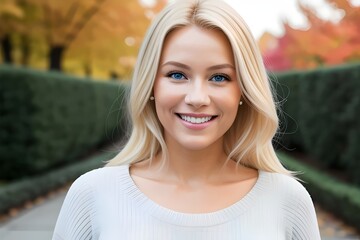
[0,0,360,239]
[0,0,167,79]
[1,0,359,77]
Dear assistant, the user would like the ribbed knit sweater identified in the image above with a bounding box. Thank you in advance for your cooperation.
[52,165,321,240]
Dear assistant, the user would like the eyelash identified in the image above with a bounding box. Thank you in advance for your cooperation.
[166,71,187,80]
[166,71,231,82]
[209,73,230,82]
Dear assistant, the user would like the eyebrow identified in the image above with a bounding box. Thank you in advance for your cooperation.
[161,61,235,70]
[162,61,190,70]
[208,64,235,71]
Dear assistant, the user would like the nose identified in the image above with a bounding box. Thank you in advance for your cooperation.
[184,80,210,108]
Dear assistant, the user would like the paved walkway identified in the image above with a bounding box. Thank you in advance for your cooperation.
[315,204,360,240]
[0,188,359,240]
[0,190,67,240]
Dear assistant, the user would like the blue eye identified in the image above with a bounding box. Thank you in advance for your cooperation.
[168,72,186,80]
[211,74,229,82]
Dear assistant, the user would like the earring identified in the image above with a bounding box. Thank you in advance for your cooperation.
[150,96,155,101]
[239,101,243,106]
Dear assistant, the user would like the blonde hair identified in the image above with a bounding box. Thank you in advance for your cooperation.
[106,0,291,175]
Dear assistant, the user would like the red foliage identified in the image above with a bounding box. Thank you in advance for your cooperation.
[260,0,360,71]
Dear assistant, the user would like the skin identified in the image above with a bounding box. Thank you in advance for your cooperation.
[130,26,258,213]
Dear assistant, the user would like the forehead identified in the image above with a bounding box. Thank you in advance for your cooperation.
[160,25,235,64]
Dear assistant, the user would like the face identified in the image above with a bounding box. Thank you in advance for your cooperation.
[153,26,241,151]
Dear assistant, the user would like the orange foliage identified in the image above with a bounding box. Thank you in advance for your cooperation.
[0,0,167,77]
[261,0,360,71]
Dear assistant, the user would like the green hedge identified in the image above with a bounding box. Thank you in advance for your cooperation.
[0,151,115,214]
[274,63,360,185]
[278,152,360,230]
[0,65,127,179]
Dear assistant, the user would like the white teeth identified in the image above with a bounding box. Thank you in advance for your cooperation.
[180,115,212,124]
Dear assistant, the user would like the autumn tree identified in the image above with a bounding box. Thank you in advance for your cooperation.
[65,0,167,78]
[29,0,110,71]
[0,0,23,63]
[0,0,166,78]
[259,32,292,71]
[260,0,360,71]
[323,0,360,64]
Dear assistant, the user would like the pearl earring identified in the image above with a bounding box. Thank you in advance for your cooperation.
[150,96,155,101]
[239,101,243,106]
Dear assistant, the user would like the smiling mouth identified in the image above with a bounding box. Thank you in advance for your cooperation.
[176,114,218,124]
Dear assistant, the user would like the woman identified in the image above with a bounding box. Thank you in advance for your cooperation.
[53,0,321,239]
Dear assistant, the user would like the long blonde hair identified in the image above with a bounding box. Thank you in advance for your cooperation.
[106,0,291,175]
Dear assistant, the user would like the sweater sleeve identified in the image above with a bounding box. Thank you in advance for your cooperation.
[286,181,321,240]
[52,174,96,240]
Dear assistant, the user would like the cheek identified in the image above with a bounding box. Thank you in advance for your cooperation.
[154,77,176,99]
[222,85,241,108]
[217,85,241,121]
[154,76,186,98]
[153,78,180,116]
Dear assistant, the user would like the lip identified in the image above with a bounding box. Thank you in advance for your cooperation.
[176,113,217,117]
[175,113,217,130]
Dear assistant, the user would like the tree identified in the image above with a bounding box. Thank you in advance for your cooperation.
[0,0,166,78]
[0,0,24,63]
[260,0,360,71]
[260,32,292,71]
[64,0,166,78]
[30,0,109,71]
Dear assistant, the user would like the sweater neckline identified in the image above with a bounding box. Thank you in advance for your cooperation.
[120,164,267,227]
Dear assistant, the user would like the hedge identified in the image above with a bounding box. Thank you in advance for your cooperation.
[0,65,127,179]
[273,63,360,185]
[0,151,115,214]
[278,152,360,231]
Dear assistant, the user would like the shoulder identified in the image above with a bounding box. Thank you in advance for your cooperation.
[76,164,129,183]
[57,165,130,217]
[259,171,321,239]
[260,171,311,200]
[68,165,130,194]
[258,171,316,221]
[53,165,131,239]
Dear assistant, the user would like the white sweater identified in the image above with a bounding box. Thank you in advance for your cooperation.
[52,165,321,240]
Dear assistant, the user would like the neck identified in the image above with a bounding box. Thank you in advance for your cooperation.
[153,138,232,184]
